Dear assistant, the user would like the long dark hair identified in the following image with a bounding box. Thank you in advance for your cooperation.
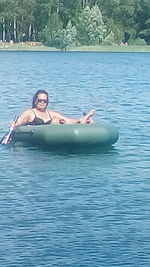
[32,90,49,108]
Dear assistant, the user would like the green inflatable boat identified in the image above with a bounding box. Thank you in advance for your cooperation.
[13,123,119,149]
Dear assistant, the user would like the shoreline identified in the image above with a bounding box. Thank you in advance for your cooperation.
[0,42,150,52]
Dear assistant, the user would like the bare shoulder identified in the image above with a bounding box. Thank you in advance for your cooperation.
[19,108,33,117]
[15,108,34,126]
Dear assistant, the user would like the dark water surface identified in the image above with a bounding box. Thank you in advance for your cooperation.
[0,51,149,266]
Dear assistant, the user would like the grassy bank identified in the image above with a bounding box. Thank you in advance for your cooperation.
[72,45,150,52]
[0,42,57,51]
[0,42,150,52]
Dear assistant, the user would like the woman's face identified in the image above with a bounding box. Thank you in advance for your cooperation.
[35,93,48,111]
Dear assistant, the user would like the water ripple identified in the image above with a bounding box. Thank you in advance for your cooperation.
[0,51,150,266]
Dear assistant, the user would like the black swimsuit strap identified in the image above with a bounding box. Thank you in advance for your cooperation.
[47,111,52,121]
[32,109,36,117]
[32,109,52,123]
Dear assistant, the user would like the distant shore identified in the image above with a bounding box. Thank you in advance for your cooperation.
[0,42,150,52]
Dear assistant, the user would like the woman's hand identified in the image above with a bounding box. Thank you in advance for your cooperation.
[80,109,96,124]
[9,121,17,130]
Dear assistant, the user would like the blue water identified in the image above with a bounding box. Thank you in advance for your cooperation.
[0,51,150,266]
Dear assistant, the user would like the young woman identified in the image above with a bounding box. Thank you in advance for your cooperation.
[12,90,95,127]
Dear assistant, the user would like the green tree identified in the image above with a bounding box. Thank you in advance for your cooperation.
[0,0,36,42]
[93,0,142,44]
[15,0,37,41]
[0,0,149,45]
[137,0,150,44]
[63,20,77,49]
[102,30,115,45]
[42,17,77,50]
[41,12,63,46]
[0,0,15,41]
[76,5,106,45]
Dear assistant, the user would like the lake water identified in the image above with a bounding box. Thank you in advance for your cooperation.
[0,51,149,266]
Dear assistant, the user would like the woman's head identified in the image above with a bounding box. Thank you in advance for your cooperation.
[32,90,49,110]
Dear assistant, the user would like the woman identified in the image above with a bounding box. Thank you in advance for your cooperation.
[12,90,95,127]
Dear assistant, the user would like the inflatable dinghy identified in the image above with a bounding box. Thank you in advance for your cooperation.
[13,123,119,149]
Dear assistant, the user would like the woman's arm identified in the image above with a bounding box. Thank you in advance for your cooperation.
[11,110,31,127]
[50,109,95,124]
[79,110,95,124]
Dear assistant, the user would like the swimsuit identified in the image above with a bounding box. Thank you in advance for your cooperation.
[27,110,52,125]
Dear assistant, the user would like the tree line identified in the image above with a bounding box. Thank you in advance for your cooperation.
[0,0,150,50]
